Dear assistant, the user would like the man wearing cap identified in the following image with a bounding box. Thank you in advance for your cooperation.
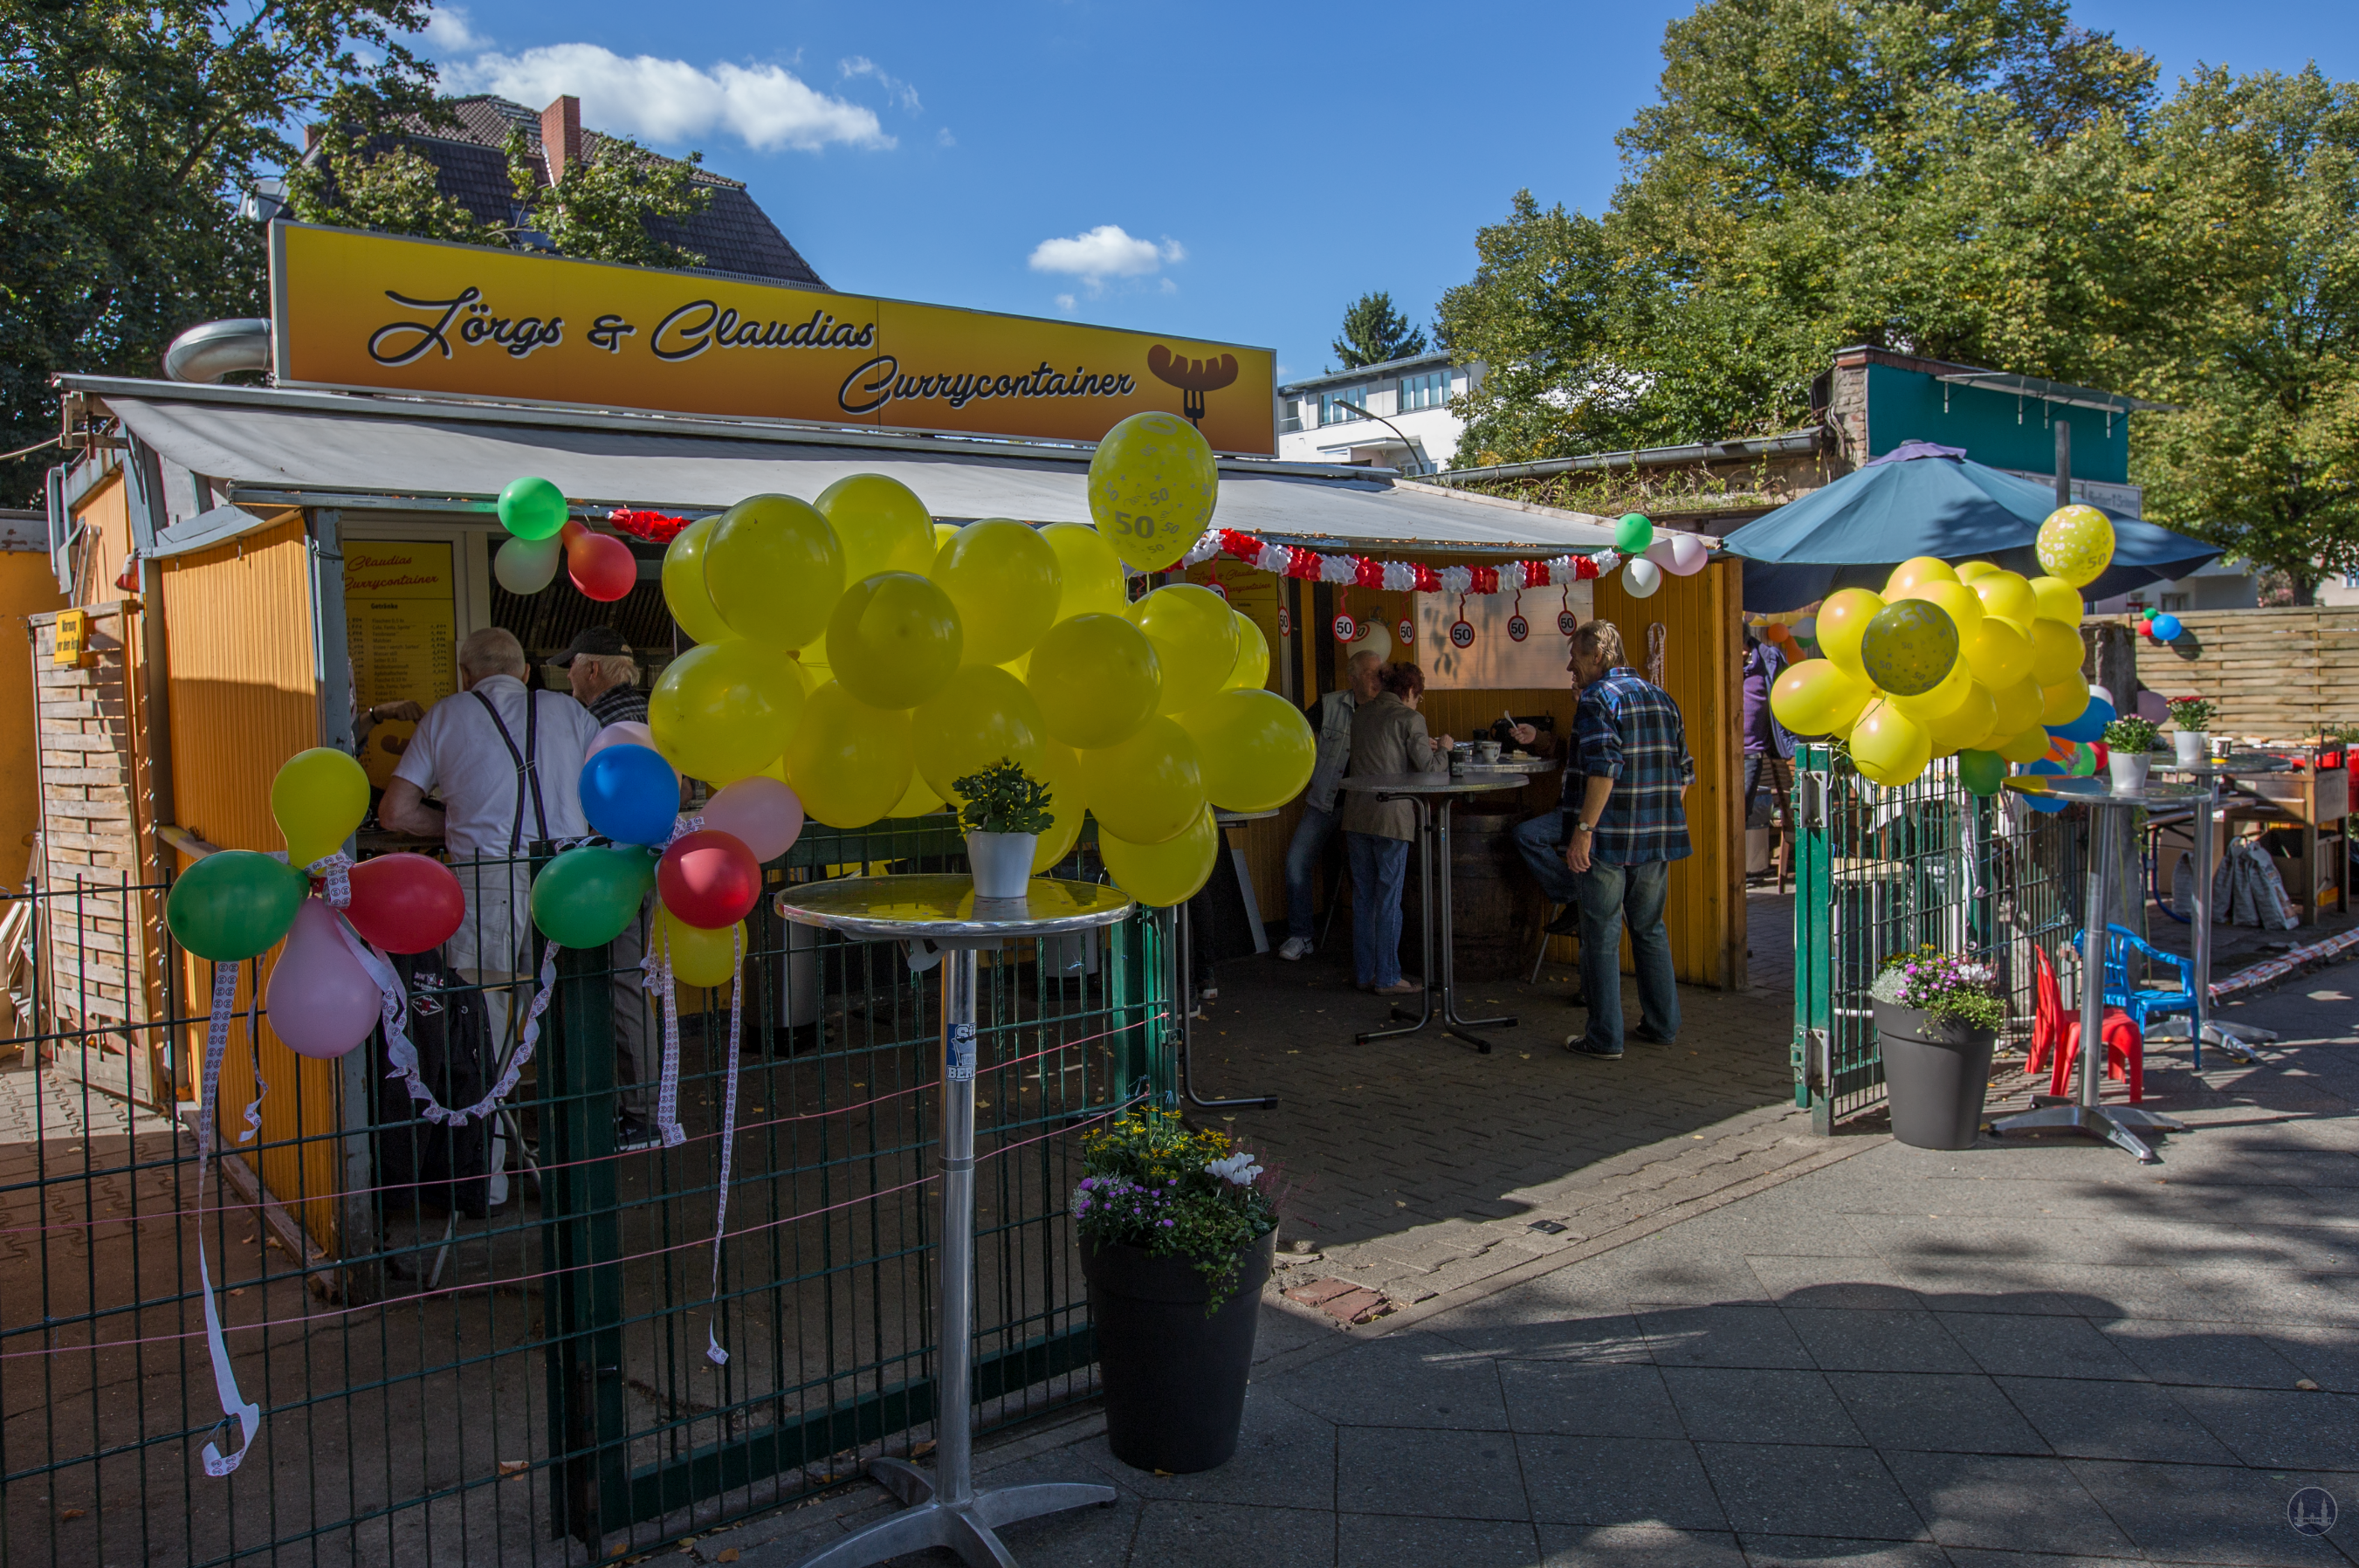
[550,626,648,732]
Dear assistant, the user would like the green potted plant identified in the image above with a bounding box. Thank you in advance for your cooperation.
[2103,715,2159,794]
[952,758,1051,897]
[2168,698,2215,766]
[1869,945,2005,1150]
[1073,1109,1279,1474]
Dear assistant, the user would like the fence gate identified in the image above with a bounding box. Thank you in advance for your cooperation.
[1791,746,2086,1132]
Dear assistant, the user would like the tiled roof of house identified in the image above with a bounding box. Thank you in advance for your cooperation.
[376,95,828,289]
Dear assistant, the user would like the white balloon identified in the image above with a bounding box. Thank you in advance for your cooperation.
[1667,533,1710,576]
[1346,620,1393,660]
[495,533,563,595]
[1622,557,1663,598]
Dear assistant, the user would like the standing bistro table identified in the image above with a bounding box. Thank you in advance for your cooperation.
[1994,777,2201,1164]
[2149,752,2294,1067]
[1340,760,1559,1052]
[775,875,1133,1568]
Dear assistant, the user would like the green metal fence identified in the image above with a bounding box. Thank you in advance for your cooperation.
[1,822,1174,1565]
[1790,746,2085,1132]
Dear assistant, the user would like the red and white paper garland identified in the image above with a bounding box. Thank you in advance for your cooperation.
[1178,527,1622,594]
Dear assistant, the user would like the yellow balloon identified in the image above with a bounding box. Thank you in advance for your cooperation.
[1851,700,1932,787]
[912,665,1050,804]
[1089,411,1218,572]
[1954,560,1999,583]
[1032,742,1088,872]
[889,773,946,818]
[1884,556,1958,597]
[654,909,742,988]
[1770,660,1873,735]
[705,494,845,649]
[1027,613,1163,748]
[1925,681,1999,754]
[1990,677,2046,737]
[1222,612,1270,691]
[933,522,962,551]
[1906,580,1985,640]
[1998,724,2053,764]
[649,640,808,784]
[930,518,1063,665]
[1815,588,1886,677]
[815,473,937,584]
[1129,584,1238,716]
[2028,617,2084,686]
[1891,662,1971,722]
[2037,504,2114,588]
[1077,716,1204,845]
[783,683,913,829]
[2040,671,2091,726]
[2029,575,2083,624]
[1040,521,1130,621]
[1960,616,2035,690]
[1099,805,1220,907]
[1972,569,2038,629]
[272,746,370,867]
[1174,689,1317,812]
[661,516,735,646]
[826,571,964,709]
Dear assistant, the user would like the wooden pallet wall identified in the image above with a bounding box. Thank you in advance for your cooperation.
[2132,608,2359,741]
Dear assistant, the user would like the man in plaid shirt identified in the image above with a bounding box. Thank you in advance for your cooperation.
[1559,621,1693,1060]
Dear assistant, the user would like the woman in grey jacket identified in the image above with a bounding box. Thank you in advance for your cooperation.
[1338,664,1453,994]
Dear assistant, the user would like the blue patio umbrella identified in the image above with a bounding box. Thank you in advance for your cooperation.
[1721,441,2221,611]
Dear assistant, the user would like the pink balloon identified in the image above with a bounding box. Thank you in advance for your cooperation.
[587,721,653,760]
[701,775,805,863]
[265,899,383,1059]
[2135,691,2170,722]
[1666,533,1710,576]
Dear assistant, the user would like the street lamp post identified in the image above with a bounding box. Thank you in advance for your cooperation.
[1333,399,1429,477]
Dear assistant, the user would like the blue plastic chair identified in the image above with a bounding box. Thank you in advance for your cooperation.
[2100,924,2199,1055]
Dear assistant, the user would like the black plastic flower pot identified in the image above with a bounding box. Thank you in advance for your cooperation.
[1081,1232,1274,1474]
[1874,997,1998,1151]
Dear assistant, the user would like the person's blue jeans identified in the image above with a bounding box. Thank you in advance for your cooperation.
[1284,803,1339,942]
[1575,856,1679,1053]
[1514,808,1582,906]
[1345,831,1412,987]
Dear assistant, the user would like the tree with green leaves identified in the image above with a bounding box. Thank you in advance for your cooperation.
[1331,291,1427,369]
[285,90,506,246]
[503,133,710,270]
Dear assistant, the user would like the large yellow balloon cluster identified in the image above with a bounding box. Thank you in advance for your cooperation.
[1768,509,2112,791]
[645,424,1316,905]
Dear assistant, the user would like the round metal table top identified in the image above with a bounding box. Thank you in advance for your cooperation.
[2004,775,2211,808]
[1454,755,1561,776]
[2147,752,2296,776]
[1340,771,1533,796]
[774,875,1135,943]
[1214,809,1281,825]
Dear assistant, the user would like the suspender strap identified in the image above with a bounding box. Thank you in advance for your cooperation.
[468,686,550,853]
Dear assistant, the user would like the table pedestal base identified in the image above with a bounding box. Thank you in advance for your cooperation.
[1991,1101,2188,1165]
[793,1457,1116,1568]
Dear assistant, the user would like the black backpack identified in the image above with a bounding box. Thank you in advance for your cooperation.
[373,949,495,1218]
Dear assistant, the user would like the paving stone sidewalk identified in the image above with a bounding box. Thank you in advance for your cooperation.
[713,957,2359,1568]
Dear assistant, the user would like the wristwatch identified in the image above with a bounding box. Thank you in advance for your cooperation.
[1570,821,1595,836]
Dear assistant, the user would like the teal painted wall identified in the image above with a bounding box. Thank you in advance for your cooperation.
[1865,362,2129,484]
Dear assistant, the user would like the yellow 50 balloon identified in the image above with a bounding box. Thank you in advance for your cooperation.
[1088,412,1218,572]
[931,519,1062,665]
[649,640,808,784]
[1078,716,1205,845]
[1027,613,1163,748]
[705,494,845,649]
[1099,806,1221,907]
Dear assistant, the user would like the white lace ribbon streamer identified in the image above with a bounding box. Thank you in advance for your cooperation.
[706,925,745,1366]
[196,959,259,1475]
[641,928,689,1150]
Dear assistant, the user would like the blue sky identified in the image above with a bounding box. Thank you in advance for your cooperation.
[413,2,2359,386]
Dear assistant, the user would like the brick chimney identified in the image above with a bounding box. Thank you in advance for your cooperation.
[540,95,581,183]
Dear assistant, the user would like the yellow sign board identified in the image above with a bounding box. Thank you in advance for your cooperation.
[343,540,457,789]
[271,224,1277,455]
[52,609,89,668]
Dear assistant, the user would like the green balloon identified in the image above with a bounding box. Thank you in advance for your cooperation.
[531,845,657,948]
[168,850,309,961]
[1958,749,2007,797]
[499,476,569,541]
[1614,512,1654,554]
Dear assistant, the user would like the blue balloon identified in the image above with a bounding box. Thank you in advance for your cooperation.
[2021,758,2069,813]
[2151,613,2183,641]
[2046,695,2115,744]
[580,744,680,846]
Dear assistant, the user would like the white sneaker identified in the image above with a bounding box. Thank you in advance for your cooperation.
[1277,938,1312,961]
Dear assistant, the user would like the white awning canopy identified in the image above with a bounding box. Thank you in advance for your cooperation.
[67,376,1645,558]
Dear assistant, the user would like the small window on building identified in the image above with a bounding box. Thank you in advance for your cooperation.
[2160,593,2190,612]
[1320,391,1361,425]
[1400,368,1450,411]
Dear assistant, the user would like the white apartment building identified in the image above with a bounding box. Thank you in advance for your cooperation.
[1275,351,1483,473]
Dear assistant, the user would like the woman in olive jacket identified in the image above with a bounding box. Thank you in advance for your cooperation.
[1337,664,1454,994]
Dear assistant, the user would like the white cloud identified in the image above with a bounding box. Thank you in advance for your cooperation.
[838,55,921,113]
[938,127,957,148]
[1027,225,1186,295]
[1055,292,1076,313]
[418,6,486,52]
[445,44,894,152]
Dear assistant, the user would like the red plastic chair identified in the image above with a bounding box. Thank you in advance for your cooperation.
[2026,941,2143,1104]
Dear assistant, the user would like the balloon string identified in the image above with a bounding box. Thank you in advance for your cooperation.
[648,924,688,1149]
[196,960,260,1476]
[378,940,560,1127]
[705,925,745,1367]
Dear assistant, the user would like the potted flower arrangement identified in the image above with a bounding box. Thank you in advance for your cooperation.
[952,758,1051,898]
[2102,715,2159,794]
[1073,1109,1279,1474]
[2168,698,2214,766]
[1870,944,2005,1150]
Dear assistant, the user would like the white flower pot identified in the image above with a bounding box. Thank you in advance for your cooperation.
[2108,751,2151,795]
[2175,731,2208,766]
[966,831,1038,898]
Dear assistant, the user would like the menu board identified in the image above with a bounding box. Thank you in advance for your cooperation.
[344,541,457,787]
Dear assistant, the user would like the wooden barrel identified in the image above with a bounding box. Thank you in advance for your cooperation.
[1451,814,1540,980]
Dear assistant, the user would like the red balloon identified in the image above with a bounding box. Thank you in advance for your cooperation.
[568,531,637,602]
[344,853,465,953]
[657,829,760,929]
